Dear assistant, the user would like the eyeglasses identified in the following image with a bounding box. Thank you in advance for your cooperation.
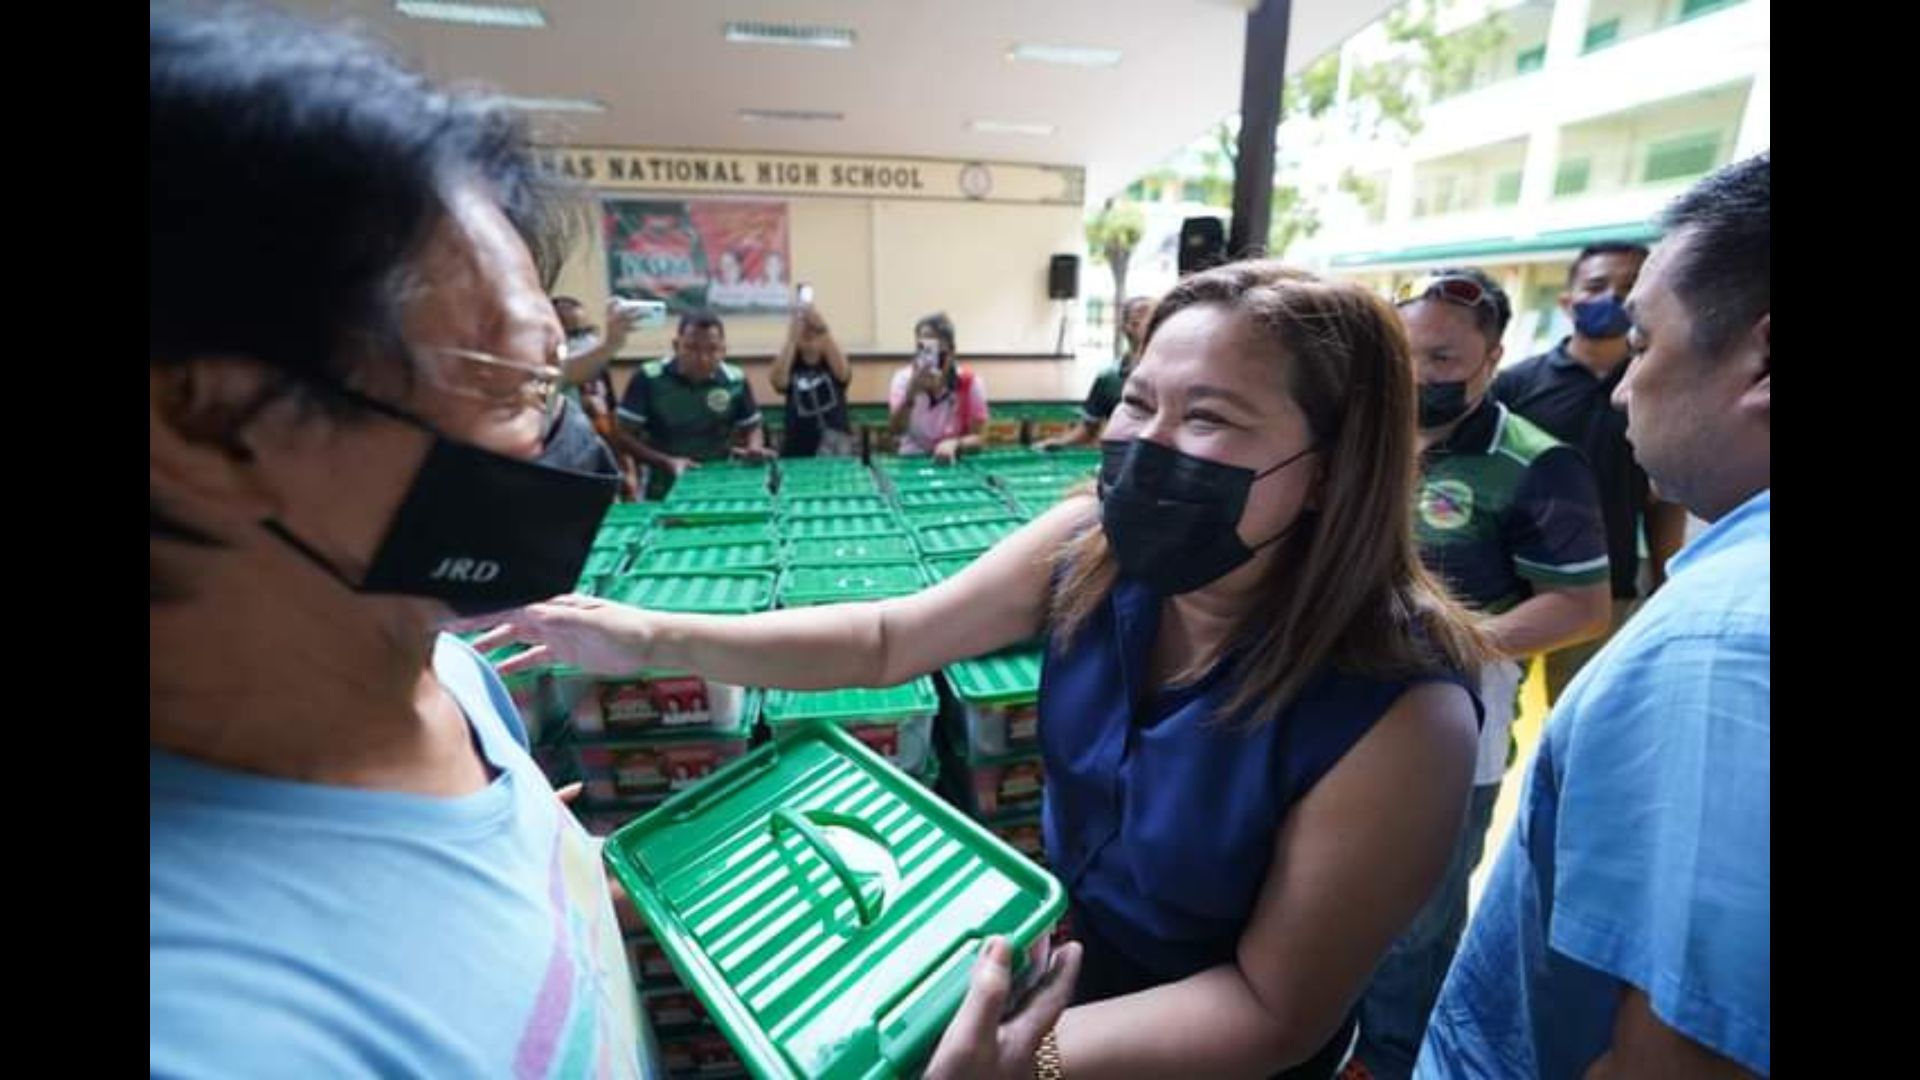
[1396,275,1498,314]
[414,345,567,428]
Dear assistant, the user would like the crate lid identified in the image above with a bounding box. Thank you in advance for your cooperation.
[781,514,904,541]
[762,678,939,725]
[782,495,891,520]
[777,563,927,608]
[631,542,781,574]
[911,519,1020,557]
[603,724,1063,1079]
[786,535,922,567]
[606,571,776,615]
[944,645,1044,706]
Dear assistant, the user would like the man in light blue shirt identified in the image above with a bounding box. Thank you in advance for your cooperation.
[1417,153,1770,1078]
[153,638,656,1077]
[150,9,654,1075]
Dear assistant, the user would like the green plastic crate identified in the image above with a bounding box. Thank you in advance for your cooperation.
[891,488,1004,508]
[913,519,1021,558]
[602,722,1063,1079]
[786,535,922,567]
[593,523,650,550]
[945,646,1044,759]
[579,546,632,580]
[762,677,941,771]
[762,679,937,725]
[572,692,758,802]
[649,522,781,550]
[656,497,776,527]
[778,563,928,607]
[876,458,962,478]
[777,457,869,476]
[944,647,1043,707]
[1000,477,1090,509]
[886,474,994,496]
[664,483,774,507]
[983,453,1090,474]
[782,495,891,520]
[765,677,940,773]
[782,514,904,541]
[601,503,659,527]
[779,473,884,497]
[668,462,773,485]
[901,506,1020,530]
[630,542,781,574]
[919,554,978,583]
[605,571,775,615]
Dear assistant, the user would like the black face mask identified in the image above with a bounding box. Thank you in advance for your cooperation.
[1097,438,1317,595]
[1418,381,1474,428]
[264,393,619,617]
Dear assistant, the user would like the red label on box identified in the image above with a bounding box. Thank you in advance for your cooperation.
[848,724,901,762]
[601,675,711,727]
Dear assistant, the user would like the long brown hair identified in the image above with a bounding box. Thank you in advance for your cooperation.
[1049,261,1490,726]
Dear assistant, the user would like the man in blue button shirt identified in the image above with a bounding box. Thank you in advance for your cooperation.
[1417,153,1769,1078]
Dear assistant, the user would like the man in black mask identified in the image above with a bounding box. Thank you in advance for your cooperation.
[150,8,652,1074]
[1354,267,1610,1080]
[1491,243,1689,701]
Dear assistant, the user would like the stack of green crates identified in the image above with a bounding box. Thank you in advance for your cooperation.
[762,677,941,782]
[560,571,776,817]
[942,645,1049,862]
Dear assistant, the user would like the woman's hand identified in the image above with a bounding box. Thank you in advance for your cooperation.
[934,437,962,464]
[913,365,946,398]
[469,594,654,677]
[925,937,1083,1080]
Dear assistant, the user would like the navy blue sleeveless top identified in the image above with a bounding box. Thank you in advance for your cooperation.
[1040,576,1478,994]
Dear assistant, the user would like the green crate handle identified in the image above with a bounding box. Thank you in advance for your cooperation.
[769,807,883,928]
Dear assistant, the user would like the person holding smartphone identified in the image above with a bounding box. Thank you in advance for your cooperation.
[769,287,855,457]
[889,311,988,463]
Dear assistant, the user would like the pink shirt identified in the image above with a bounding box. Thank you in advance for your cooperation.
[889,366,989,454]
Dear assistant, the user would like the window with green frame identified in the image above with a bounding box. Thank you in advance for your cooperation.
[1679,0,1743,20]
[1583,18,1621,52]
[1643,132,1721,183]
[1554,158,1592,197]
[1516,44,1546,74]
[1493,170,1523,206]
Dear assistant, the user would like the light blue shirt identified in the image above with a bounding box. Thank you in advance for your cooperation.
[151,635,657,1078]
[1417,489,1770,1077]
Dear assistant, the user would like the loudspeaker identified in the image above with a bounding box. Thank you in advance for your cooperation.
[1179,216,1228,275]
[1048,254,1080,300]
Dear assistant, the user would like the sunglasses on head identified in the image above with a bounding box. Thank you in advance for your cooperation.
[1396,275,1497,313]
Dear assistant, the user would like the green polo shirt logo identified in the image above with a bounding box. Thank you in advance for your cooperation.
[1420,479,1475,530]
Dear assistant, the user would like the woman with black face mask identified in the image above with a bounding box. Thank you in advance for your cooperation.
[479,262,1492,1080]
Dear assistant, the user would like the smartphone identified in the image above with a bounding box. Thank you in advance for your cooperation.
[612,297,668,328]
[796,282,815,306]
